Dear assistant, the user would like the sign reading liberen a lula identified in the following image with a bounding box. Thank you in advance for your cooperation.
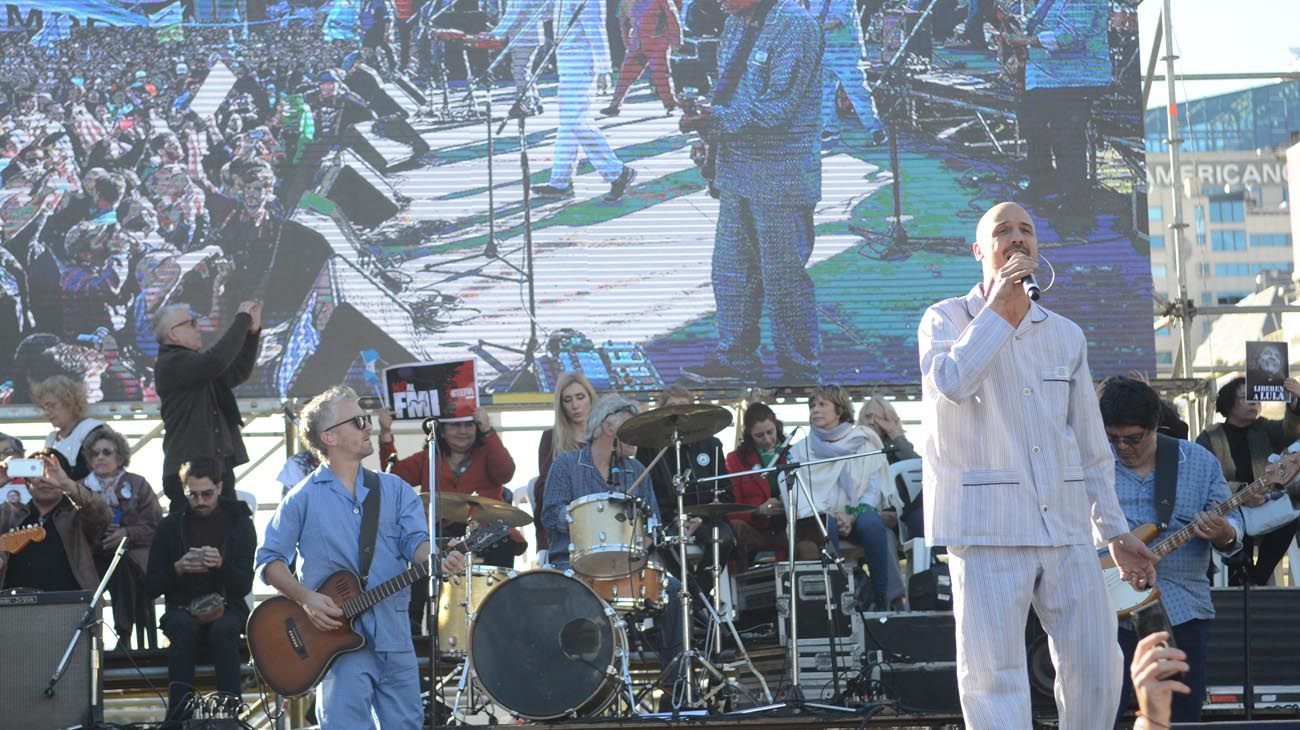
[1246,341,1290,402]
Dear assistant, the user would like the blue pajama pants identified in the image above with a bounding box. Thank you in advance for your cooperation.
[712,193,820,377]
[316,648,422,729]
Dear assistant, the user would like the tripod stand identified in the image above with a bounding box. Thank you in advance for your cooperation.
[424,3,593,392]
[851,0,965,261]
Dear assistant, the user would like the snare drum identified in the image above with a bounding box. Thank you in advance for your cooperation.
[436,564,513,656]
[584,561,669,613]
[566,492,649,578]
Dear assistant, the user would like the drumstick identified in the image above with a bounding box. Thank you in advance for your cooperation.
[623,446,668,496]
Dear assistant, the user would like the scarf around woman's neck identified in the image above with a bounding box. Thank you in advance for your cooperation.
[84,470,129,508]
[808,422,867,503]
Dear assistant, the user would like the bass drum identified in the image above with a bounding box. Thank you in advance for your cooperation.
[470,570,627,720]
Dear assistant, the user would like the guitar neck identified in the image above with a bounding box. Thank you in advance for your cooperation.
[338,528,497,620]
[341,562,432,619]
[1148,474,1265,560]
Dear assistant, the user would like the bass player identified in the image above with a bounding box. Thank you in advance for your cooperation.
[1098,376,1242,723]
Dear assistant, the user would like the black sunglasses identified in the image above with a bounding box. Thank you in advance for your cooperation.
[1106,430,1150,448]
[90,447,116,458]
[325,414,372,432]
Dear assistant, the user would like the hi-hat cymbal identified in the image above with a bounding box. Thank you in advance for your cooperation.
[688,502,756,519]
[616,403,733,448]
[422,491,532,527]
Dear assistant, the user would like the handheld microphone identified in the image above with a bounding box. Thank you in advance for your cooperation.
[384,454,397,473]
[1022,274,1041,301]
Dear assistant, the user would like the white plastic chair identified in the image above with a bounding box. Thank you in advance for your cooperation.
[889,458,923,543]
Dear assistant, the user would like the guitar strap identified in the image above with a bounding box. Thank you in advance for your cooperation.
[358,468,383,588]
[1153,434,1180,530]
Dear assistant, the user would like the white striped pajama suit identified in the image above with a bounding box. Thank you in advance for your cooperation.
[918,284,1130,730]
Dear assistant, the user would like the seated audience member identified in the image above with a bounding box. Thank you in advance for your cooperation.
[378,406,527,567]
[146,457,256,721]
[33,375,105,480]
[1130,632,1190,730]
[726,402,807,568]
[0,449,111,591]
[857,395,923,538]
[1195,376,1300,585]
[1099,376,1241,723]
[80,425,164,649]
[534,371,597,551]
[789,385,903,610]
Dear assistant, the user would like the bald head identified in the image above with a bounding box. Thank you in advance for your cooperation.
[972,202,1038,281]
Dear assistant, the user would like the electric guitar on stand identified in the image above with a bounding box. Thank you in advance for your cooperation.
[1102,452,1300,617]
[246,519,510,696]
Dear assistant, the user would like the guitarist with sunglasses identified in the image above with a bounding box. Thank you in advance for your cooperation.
[1098,376,1243,724]
[256,386,466,729]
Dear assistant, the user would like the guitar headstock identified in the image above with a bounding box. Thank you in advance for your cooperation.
[1262,452,1300,490]
[462,519,511,555]
[1,524,47,554]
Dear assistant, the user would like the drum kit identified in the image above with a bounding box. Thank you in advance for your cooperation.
[427,403,780,723]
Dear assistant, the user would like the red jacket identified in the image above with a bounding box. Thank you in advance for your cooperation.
[379,431,526,549]
[724,445,786,530]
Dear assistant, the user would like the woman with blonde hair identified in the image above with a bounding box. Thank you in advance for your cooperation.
[33,375,104,480]
[857,395,923,539]
[533,372,598,549]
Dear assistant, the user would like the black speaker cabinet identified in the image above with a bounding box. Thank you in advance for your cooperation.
[0,590,99,729]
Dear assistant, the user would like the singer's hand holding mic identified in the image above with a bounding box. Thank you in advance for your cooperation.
[986,251,1039,324]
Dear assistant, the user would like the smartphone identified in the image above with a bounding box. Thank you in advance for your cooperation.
[6,458,44,478]
[1132,600,1177,650]
[358,395,385,411]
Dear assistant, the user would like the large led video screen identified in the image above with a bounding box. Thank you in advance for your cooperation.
[0,0,1151,404]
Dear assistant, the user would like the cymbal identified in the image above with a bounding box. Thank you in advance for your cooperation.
[616,403,733,448]
[688,502,756,519]
[422,491,532,528]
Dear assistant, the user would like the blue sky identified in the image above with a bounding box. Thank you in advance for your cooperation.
[1140,0,1300,109]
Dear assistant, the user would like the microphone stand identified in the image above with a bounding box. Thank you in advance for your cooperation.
[699,450,884,715]
[439,1,588,391]
[424,422,444,728]
[47,535,126,709]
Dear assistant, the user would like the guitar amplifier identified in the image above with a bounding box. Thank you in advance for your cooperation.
[0,590,99,730]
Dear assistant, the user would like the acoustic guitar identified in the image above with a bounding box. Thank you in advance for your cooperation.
[1,524,47,554]
[1101,452,1300,617]
[247,519,509,697]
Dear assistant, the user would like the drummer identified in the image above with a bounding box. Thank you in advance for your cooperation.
[378,406,528,568]
[634,383,736,587]
[540,394,686,676]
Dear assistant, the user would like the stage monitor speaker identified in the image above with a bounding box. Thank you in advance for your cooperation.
[0,590,98,730]
[275,254,422,398]
[349,117,428,173]
[1207,586,1300,687]
[264,205,356,323]
[320,150,402,228]
[345,64,422,119]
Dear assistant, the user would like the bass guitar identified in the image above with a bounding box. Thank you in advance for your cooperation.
[247,519,510,696]
[1,524,46,555]
[1102,452,1300,617]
